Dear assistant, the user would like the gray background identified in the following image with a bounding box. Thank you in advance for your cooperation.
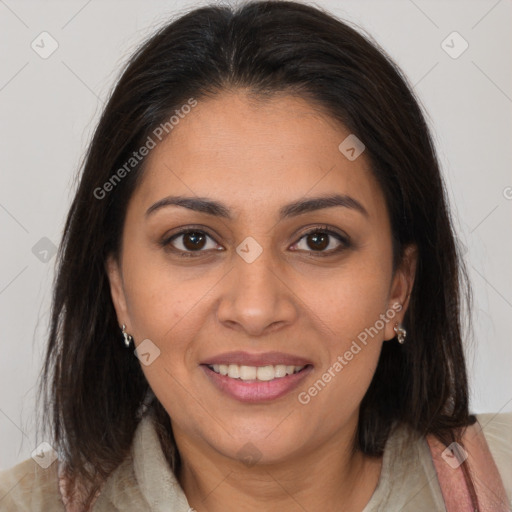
[1,0,511,470]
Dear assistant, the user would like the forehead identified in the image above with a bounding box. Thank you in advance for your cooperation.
[131,91,386,221]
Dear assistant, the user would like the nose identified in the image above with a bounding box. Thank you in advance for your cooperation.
[216,245,298,337]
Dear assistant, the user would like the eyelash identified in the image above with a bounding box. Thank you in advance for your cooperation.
[160,224,351,258]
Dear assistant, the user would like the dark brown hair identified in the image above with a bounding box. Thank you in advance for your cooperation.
[37,0,478,509]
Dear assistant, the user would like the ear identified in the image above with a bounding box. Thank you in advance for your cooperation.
[105,254,130,330]
[384,244,418,341]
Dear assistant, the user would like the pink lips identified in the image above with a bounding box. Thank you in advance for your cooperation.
[200,351,314,403]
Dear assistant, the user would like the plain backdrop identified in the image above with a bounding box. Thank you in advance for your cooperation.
[0,0,511,470]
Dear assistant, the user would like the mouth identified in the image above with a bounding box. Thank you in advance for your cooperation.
[200,362,314,403]
[205,363,309,381]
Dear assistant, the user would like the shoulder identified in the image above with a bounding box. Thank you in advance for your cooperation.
[474,411,512,494]
[475,411,512,462]
[0,456,65,511]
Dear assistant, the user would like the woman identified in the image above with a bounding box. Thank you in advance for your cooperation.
[1,1,510,511]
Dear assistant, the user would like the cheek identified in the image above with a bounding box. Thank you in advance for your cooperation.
[311,277,387,380]
[121,244,213,338]
[121,258,209,411]
[295,253,391,413]
[299,294,386,432]
[303,252,391,342]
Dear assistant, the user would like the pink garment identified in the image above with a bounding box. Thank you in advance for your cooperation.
[426,420,509,511]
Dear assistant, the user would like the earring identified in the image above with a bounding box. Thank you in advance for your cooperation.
[393,322,407,344]
[121,324,133,348]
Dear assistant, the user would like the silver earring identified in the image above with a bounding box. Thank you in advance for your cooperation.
[393,322,407,344]
[121,324,133,348]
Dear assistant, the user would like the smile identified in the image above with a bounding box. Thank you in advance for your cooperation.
[207,363,306,381]
[201,363,313,402]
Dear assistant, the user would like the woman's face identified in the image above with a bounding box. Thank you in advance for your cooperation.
[107,91,416,465]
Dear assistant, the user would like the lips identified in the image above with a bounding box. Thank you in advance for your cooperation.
[201,350,313,367]
[199,351,314,402]
[201,363,313,402]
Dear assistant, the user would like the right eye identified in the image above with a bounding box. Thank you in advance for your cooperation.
[161,228,223,257]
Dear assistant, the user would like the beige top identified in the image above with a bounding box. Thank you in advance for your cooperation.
[1,412,511,511]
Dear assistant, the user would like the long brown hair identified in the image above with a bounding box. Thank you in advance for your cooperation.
[37,1,478,509]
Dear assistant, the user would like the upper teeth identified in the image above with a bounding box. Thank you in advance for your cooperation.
[209,364,305,381]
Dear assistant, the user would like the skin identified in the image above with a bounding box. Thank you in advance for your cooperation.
[107,90,417,512]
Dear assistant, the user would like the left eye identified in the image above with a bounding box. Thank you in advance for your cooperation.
[291,228,348,254]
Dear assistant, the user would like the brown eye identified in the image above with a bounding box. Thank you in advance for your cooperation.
[181,231,207,251]
[291,227,350,255]
[163,229,221,256]
[305,232,330,251]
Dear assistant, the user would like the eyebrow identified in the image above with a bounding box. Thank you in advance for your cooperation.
[145,193,369,220]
